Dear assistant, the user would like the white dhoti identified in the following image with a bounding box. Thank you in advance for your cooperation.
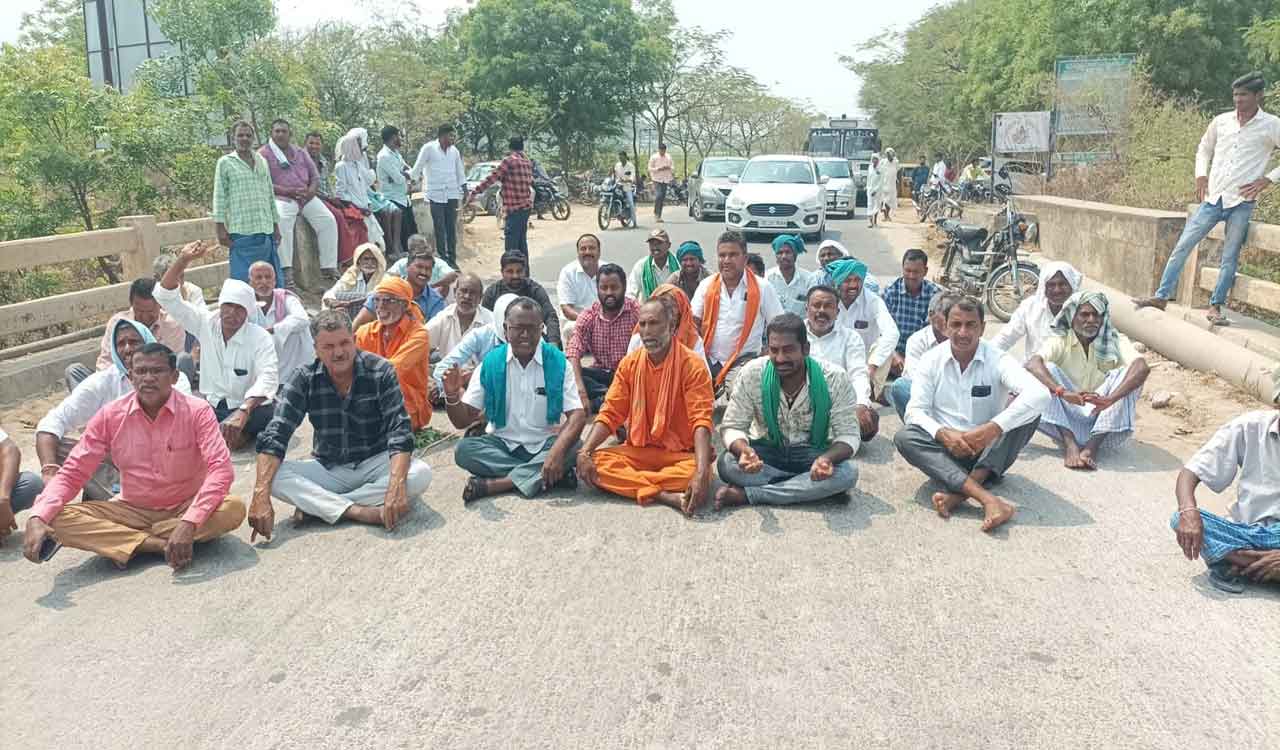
[1040,363,1142,451]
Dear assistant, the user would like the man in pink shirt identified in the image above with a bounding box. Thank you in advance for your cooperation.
[24,343,244,571]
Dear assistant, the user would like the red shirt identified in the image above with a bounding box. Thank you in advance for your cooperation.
[470,151,533,212]
[566,298,640,370]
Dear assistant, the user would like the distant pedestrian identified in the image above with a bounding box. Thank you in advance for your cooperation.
[614,151,637,226]
[866,154,883,228]
[212,120,282,283]
[648,143,675,222]
[467,136,534,256]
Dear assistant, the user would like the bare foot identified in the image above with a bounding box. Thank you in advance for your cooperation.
[932,491,965,518]
[291,509,315,527]
[981,498,1016,532]
[1076,447,1098,470]
[651,491,689,515]
[343,505,384,526]
[1063,442,1095,470]
[714,485,748,511]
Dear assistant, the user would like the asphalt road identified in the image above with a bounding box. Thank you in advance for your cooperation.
[3,207,1278,749]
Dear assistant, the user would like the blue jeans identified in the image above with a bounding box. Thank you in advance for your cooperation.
[504,208,530,255]
[1154,199,1254,306]
[7,471,44,513]
[888,377,912,422]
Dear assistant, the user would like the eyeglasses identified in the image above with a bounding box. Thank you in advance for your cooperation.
[371,296,406,307]
[132,366,170,377]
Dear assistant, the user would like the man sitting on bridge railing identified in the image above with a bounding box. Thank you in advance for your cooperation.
[156,242,279,452]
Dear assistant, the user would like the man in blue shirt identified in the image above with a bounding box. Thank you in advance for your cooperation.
[881,248,940,376]
[910,156,931,198]
[353,251,445,328]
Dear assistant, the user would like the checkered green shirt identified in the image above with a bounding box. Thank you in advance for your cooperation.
[212,151,279,235]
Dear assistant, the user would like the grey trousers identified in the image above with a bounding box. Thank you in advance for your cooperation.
[893,419,1039,493]
[272,452,433,524]
[716,440,857,506]
[7,471,44,513]
[454,434,578,498]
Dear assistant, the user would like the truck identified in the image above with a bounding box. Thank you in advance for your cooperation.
[805,116,881,203]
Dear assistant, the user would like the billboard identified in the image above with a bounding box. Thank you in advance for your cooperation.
[1053,55,1135,136]
[993,112,1052,153]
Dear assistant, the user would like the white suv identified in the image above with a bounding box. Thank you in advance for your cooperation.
[724,155,828,241]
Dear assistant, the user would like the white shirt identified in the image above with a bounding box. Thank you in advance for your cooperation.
[557,261,598,312]
[1197,109,1280,209]
[691,275,785,365]
[334,161,373,209]
[37,369,192,439]
[906,341,1049,438]
[410,139,467,203]
[462,342,583,453]
[765,266,818,317]
[806,323,871,407]
[930,160,948,186]
[155,284,279,408]
[648,152,674,184]
[904,325,946,378]
[614,161,635,190]
[253,294,313,383]
[1184,410,1280,527]
[836,291,899,369]
[627,254,677,301]
[991,297,1059,362]
[427,303,493,358]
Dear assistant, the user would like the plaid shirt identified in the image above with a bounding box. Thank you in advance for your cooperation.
[469,151,533,212]
[212,151,279,236]
[256,351,415,468]
[566,298,640,370]
[882,277,939,354]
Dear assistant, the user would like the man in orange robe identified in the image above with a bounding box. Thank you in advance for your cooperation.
[577,298,715,515]
[354,277,432,429]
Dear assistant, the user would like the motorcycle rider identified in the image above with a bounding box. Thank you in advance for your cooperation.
[531,158,556,219]
[613,151,637,227]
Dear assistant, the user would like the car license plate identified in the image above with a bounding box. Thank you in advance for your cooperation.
[758,219,786,228]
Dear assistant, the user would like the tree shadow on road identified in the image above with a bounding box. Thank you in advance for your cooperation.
[906,472,1094,538]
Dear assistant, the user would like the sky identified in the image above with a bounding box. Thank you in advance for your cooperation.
[1,0,939,117]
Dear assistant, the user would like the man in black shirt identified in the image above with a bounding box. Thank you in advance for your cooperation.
[481,251,562,348]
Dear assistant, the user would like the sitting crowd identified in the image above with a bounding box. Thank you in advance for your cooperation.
[2,219,1276,596]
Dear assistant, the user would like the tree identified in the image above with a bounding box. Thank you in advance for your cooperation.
[17,0,85,58]
[291,23,383,133]
[633,0,728,148]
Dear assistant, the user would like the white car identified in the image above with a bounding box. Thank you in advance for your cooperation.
[813,157,855,218]
[724,155,828,241]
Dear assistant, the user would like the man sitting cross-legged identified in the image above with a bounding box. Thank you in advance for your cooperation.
[894,297,1049,532]
[829,257,899,402]
[247,260,314,383]
[1025,291,1150,471]
[355,277,433,431]
[804,284,877,442]
[481,251,562,349]
[577,298,716,516]
[248,310,432,534]
[23,344,244,571]
[567,263,640,413]
[1169,370,1280,594]
[888,291,962,422]
[716,314,860,509]
[444,297,586,502]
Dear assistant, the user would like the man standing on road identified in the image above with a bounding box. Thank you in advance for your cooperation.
[666,241,709,303]
[614,151,637,227]
[261,119,339,290]
[648,143,674,223]
[895,298,1049,533]
[376,125,417,261]
[629,228,679,302]
[411,124,466,265]
[557,233,602,342]
[829,258,899,401]
[213,120,282,283]
[467,136,534,256]
[567,263,640,413]
[882,248,940,376]
[1169,369,1280,594]
[1135,72,1280,327]
[716,314,860,510]
[249,310,432,533]
[765,234,817,316]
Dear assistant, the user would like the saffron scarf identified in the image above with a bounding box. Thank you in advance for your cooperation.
[641,252,679,299]
[701,271,762,387]
[626,340,693,452]
[480,341,566,429]
[374,276,425,325]
[634,283,700,351]
[761,357,830,451]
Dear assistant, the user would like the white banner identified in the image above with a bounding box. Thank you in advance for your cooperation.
[994,112,1052,153]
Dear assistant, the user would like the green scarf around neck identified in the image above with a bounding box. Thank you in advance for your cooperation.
[761,357,830,450]
[641,252,678,299]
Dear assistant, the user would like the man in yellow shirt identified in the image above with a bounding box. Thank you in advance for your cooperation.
[1025,291,1149,471]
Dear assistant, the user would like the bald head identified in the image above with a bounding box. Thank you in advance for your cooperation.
[636,298,673,357]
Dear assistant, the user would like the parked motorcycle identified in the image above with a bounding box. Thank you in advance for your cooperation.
[915,181,964,222]
[597,177,635,230]
[936,173,1038,322]
[533,178,572,221]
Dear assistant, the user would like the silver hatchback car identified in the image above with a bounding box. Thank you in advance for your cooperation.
[687,156,748,221]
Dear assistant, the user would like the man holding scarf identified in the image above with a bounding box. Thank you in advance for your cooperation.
[355,277,433,430]
[765,234,818,316]
[716,314,860,509]
[213,120,282,283]
[828,258,899,401]
[445,298,585,502]
[1025,291,1150,471]
[629,228,680,302]
[665,240,710,304]
[578,298,715,516]
[692,230,785,396]
[261,119,339,290]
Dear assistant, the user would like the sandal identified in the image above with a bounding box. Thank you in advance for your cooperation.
[463,476,488,504]
[1206,312,1231,327]
[1133,296,1167,311]
[1207,561,1246,594]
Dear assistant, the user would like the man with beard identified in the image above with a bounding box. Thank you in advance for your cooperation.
[804,285,876,441]
[213,120,282,283]
[992,261,1083,361]
[481,251,562,349]
[765,235,817,317]
[24,343,243,571]
[629,228,679,302]
[445,298,585,502]
[567,263,640,413]
[889,291,962,421]
[355,277,433,431]
[557,233,602,342]
[881,248,940,375]
[1025,291,1149,470]
[156,242,279,451]
[260,118,338,289]
[247,261,314,383]
[692,231,784,396]
[828,258,899,401]
[895,298,1049,533]
[665,240,709,304]
[250,310,432,532]
[716,313,860,509]
[817,239,881,295]
[427,273,492,363]
[578,298,715,516]
[353,251,446,328]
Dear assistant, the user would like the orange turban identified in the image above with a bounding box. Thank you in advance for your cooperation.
[374,276,424,325]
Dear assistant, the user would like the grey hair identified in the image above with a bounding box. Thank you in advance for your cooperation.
[505,296,541,320]
[310,308,352,338]
[406,234,430,250]
[153,253,176,279]
[929,290,964,316]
